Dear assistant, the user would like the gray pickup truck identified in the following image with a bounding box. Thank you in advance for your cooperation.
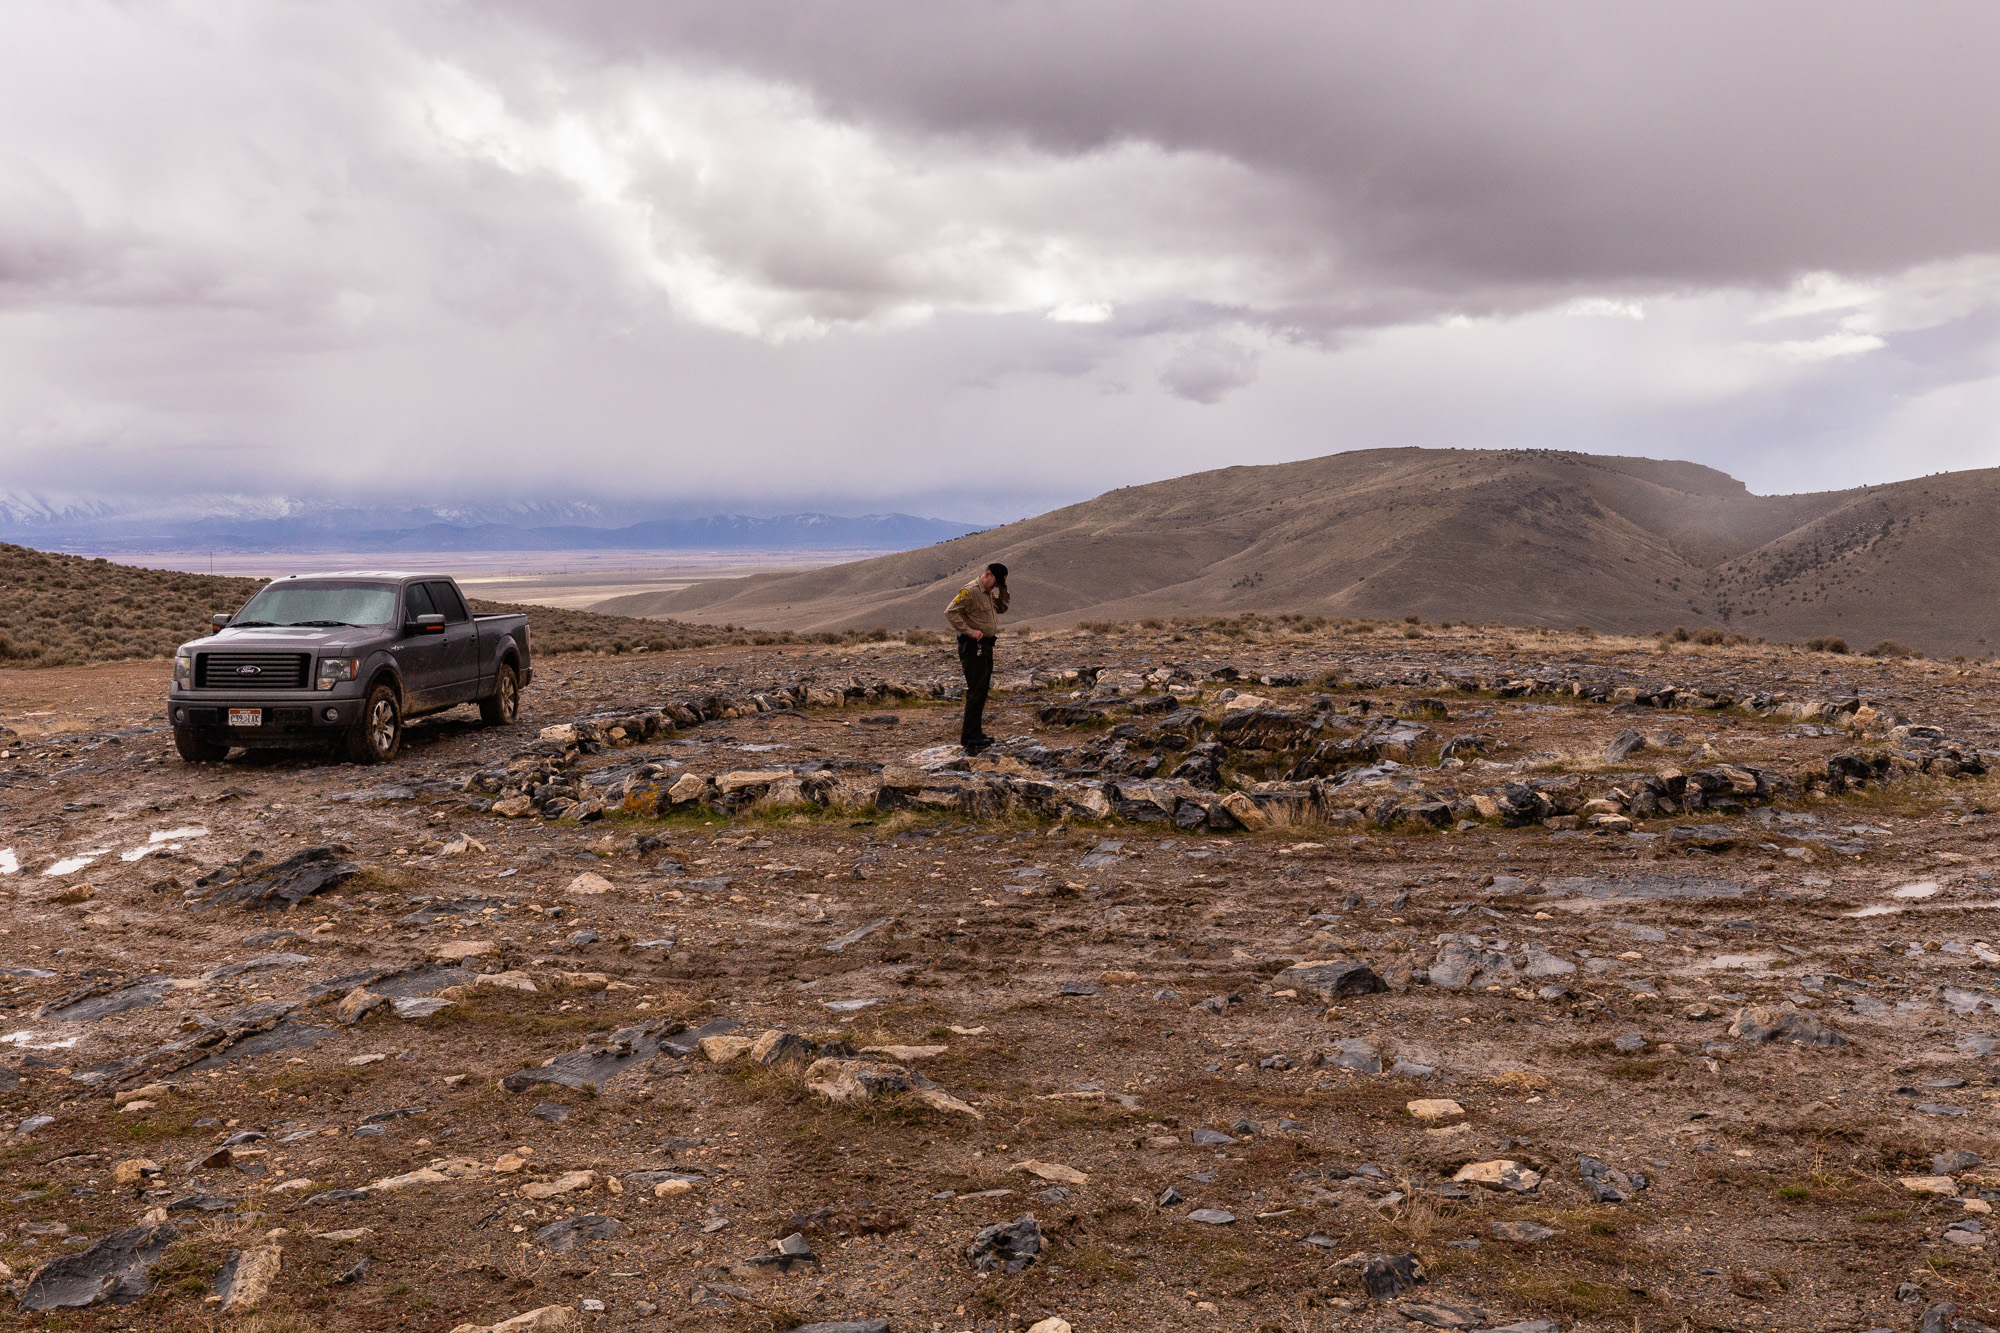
[167,571,532,764]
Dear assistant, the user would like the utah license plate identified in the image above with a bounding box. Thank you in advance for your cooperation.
[227,708,262,727]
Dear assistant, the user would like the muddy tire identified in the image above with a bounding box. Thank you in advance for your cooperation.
[344,683,402,764]
[479,662,520,726]
[173,727,229,763]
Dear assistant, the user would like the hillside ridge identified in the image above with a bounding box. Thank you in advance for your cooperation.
[600,447,1999,657]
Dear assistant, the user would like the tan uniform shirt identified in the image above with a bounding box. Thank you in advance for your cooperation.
[946,579,1009,638]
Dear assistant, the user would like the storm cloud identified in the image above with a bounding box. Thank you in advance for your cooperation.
[1,1,1996,522]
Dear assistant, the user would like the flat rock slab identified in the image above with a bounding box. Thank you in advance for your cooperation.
[501,1017,740,1093]
[39,978,173,1023]
[309,964,473,1000]
[534,1215,627,1252]
[1542,874,1755,900]
[206,953,313,980]
[185,1021,328,1071]
[18,1221,180,1309]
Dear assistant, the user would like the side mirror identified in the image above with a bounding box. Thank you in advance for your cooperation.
[210,614,231,630]
[410,613,446,635]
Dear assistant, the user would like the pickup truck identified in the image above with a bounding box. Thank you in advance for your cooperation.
[167,571,533,764]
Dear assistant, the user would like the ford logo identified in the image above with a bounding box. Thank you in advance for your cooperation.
[236,665,262,676]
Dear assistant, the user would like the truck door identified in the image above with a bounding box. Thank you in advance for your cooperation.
[398,581,452,712]
[427,580,481,703]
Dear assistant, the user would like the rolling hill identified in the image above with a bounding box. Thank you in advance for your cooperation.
[0,543,841,666]
[596,447,2000,657]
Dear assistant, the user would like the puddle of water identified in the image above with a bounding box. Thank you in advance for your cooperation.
[0,849,16,875]
[121,826,213,862]
[1892,881,1942,900]
[1845,901,2000,919]
[42,852,109,877]
[0,1031,82,1050]
[1700,953,1779,970]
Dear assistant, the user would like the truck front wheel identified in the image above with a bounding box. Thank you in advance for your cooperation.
[173,727,229,763]
[479,662,520,726]
[344,684,402,763]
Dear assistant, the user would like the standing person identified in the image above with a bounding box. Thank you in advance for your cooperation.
[945,562,1009,753]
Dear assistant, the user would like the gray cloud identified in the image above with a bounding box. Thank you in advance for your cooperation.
[509,2,2000,295]
[0,1,1995,523]
[1159,335,1258,404]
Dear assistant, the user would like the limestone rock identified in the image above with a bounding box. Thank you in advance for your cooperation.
[1728,1004,1846,1047]
[861,1044,947,1061]
[563,872,615,896]
[216,1244,281,1312]
[1219,791,1270,832]
[449,1306,584,1333]
[807,1052,902,1091]
[519,1170,596,1199]
[1013,1159,1089,1185]
[1407,1099,1464,1120]
[700,1035,755,1063]
[715,769,792,795]
[111,1159,159,1186]
[1452,1160,1541,1192]
[336,988,387,1025]
[431,940,497,962]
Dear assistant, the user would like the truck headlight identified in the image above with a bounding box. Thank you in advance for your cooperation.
[316,657,361,690]
[173,655,192,686]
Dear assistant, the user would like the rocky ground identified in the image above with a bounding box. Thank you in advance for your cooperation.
[3,624,2000,1333]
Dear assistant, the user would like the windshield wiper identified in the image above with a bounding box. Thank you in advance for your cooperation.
[285,620,362,628]
[227,620,278,628]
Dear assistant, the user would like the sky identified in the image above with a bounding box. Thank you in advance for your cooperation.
[2,0,1999,525]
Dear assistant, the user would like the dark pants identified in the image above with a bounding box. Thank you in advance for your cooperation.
[957,633,994,746]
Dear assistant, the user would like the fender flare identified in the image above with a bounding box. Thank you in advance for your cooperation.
[365,662,404,701]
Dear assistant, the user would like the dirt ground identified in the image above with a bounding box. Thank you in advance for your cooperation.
[2,625,1999,1333]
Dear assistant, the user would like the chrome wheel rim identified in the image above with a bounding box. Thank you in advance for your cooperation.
[368,697,398,753]
[499,674,517,719]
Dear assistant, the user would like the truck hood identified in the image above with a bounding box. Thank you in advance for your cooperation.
[176,625,383,655]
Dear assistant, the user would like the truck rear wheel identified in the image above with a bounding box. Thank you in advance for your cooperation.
[173,727,229,763]
[479,662,520,726]
[344,684,402,763]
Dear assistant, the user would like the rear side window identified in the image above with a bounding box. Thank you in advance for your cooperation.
[404,582,438,621]
[428,581,470,623]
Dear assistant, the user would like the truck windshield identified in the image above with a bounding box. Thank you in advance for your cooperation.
[231,582,399,628]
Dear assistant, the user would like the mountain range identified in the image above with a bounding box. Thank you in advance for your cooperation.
[600,447,2000,658]
[0,495,980,553]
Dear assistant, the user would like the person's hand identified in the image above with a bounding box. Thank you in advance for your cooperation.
[969,629,983,640]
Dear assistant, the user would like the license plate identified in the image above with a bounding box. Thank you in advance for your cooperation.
[227,709,263,727]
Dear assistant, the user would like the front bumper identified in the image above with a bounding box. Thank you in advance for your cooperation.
[168,691,358,735]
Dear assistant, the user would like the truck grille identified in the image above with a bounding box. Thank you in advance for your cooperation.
[194,652,310,689]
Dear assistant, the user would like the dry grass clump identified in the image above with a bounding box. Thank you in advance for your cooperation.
[0,543,266,665]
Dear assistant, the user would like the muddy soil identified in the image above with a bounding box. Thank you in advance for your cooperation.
[2,626,1999,1333]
